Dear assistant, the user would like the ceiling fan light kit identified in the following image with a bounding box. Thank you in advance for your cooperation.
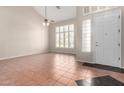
[42,6,57,26]
[42,22,50,26]
[42,6,50,27]
[42,18,50,26]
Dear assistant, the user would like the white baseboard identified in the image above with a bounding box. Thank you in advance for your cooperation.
[0,50,49,61]
[49,50,76,55]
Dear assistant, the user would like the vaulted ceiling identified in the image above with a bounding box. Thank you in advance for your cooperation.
[33,6,76,22]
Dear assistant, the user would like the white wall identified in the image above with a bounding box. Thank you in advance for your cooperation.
[0,7,49,60]
[49,18,76,54]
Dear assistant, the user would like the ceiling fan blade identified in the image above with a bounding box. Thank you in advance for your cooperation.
[56,6,61,9]
[50,20,55,23]
[47,19,55,23]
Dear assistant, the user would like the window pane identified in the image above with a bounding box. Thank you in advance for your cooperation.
[56,27,59,32]
[55,24,74,49]
[91,6,97,12]
[64,25,68,32]
[83,6,90,14]
[65,32,68,48]
[82,19,91,52]
[60,26,64,32]
[69,24,74,31]
[69,32,74,48]
[60,33,64,48]
[56,33,59,47]
[98,6,106,9]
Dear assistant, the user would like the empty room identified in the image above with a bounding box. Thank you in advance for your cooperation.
[0,6,124,86]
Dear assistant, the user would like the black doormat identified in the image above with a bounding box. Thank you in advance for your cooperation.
[76,75,124,86]
[83,63,124,73]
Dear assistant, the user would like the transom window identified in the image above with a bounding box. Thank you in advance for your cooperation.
[83,6,117,16]
[55,24,74,48]
[82,19,91,52]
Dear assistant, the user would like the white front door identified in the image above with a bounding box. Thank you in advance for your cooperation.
[93,10,121,67]
[94,14,105,65]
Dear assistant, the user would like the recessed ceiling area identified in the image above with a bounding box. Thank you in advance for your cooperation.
[33,6,76,22]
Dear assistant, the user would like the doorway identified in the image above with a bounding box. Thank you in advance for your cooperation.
[93,9,121,67]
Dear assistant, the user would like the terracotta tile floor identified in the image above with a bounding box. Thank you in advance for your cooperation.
[0,53,124,86]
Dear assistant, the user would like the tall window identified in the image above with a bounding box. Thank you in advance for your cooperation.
[82,19,91,52]
[55,24,74,48]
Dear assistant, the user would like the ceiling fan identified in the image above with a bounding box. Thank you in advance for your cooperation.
[42,6,55,26]
[56,6,61,9]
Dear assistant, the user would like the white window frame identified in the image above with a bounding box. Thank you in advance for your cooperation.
[55,24,74,48]
[82,19,92,52]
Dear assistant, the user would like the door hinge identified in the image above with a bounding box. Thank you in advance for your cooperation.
[118,43,120,46]
[118,15,120,19]
[118,57,120,60]
[118,29,120,32]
